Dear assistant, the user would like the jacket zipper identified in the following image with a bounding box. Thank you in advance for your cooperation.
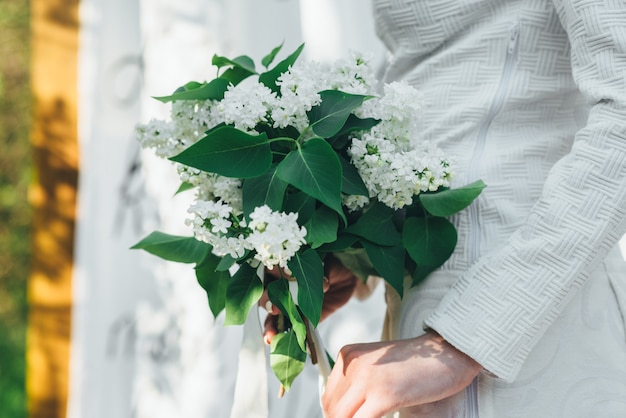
[466,23,520,266]
[464,24,519,418]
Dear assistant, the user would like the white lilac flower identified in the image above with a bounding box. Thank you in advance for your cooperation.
[212,176,243,213]
[135,119,179,158]
[342,194,371,212]
[273,61,325,130]
[245,205,307,269]
[170,100,222,140]
[329,51,377,95]
[348,127,453,210]
[136,100,223,158]
[272,54,377,131]
[186,199,241,258]
[219,81,278,131]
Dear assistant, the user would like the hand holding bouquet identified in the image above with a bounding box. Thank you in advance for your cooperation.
[132,44,484,390]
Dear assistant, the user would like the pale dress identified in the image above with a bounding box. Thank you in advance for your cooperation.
[364,0,626,416]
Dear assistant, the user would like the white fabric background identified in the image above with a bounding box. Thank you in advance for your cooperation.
[68,1,385,418]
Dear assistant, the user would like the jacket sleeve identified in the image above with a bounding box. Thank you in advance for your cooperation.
[424,0,626,382]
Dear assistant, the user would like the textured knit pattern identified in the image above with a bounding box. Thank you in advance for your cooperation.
[373,0,626,381]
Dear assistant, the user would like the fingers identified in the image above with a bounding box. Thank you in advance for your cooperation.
[258,290,280,316]
[322,334,483,418]
[325,387,366,418]
[258,288,280,345]
[263,314,278,345]
[265,265,292,280]
[323,276,330,293]
[323,355,382,418]
[324,254,358,288]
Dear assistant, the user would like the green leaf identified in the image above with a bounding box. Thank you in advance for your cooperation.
[283,192,316,225]
[276,138,346,223]
[316,233,358,252]
[242,166,288,217]
[131,231,211,264]
[361,241,405,298]
[259,43,305,94]
[215,254,237,271]
[219,66,255,86]
[308,90,370,138]
[262,43,284,69]
[403,216,457,267]
[195,253,230,318]
[270,330,306,391]
[288,249,324,327]
[345,203,401,246]
[419,180,486,217]
[212,54,257,74]
[304,205,339,249]
[170,126,272,178]
[224,264,263,325]
[154,78,230,103]
[326,351,336,369]
[412,264,438,287]
[332,114,379,143]
[267,279,307,352]
[211,54,257,86]
[339,155,368,196]
[174,181,195,195]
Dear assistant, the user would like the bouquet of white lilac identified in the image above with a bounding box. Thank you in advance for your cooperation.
[132,44,484,391]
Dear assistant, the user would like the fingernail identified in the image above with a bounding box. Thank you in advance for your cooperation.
[265,300,274,313]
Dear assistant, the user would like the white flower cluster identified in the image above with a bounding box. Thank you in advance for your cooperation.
[217,80,278,132]
[346,82,453,210]
[178,168,243,213]
[273,51,377,131]
[186,203,306,269]
[246,206,307,268]
[136,100,219,158]
[137,50,454,267]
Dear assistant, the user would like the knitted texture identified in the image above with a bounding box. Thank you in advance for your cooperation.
[373,0,626,381]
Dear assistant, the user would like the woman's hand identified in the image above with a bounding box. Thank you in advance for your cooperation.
[260,253,358,345]
[321,330,482,418]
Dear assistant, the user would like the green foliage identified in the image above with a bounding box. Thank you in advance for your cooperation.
[170,126,273,178]
[212,54,257,75]
[403,216,457,267]
[0,1,30,416]
[242,166,288,215]
[212,54,257,85]
[174,181,195,195]
[258,43,304,94]
[270,330,306,391]
[345,203,401,246]
[276,138,345,223]
[224,263,264,325]
[338,155,369,196]
[195,254,230,317]
[287,249,324,327]
[131,231,212,263]
[267,279,307,352]
[154,78,230,103]
[419,180,486,217]
[304,206,338,249]
[308,90,370,138]
[361,242,406,297]
[261,43,284,69]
